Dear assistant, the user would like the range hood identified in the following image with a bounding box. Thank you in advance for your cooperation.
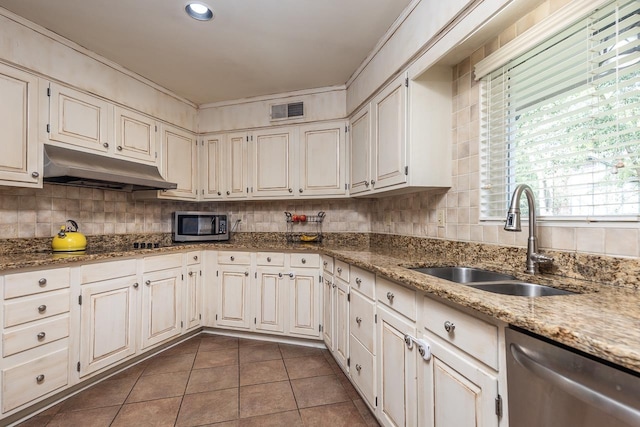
[43,145,178,192]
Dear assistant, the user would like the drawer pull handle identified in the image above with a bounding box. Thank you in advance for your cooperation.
[38,278,47,286]
[355,316,362,325]
[230,256,235,261]
[193,255,198,261]
[355,278,362,286]
[37,332,46,340]
[267,257,272,262]
[444,321,456,333]
[145,280,151,285]
[189,271,194,276]
[355,364,362,373]
[133,282,139,288]
[386,292,394,302]
[337,267,342,274]
[38,305,47,313]
[301,258,306,264]
[36,374,45,383]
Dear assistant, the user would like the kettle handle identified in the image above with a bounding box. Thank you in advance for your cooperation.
[66,219,79,232]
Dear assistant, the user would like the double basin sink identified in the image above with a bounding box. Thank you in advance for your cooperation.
[410,266,575,297]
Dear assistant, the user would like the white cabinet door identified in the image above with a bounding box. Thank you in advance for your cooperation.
[288,270,321,338]
[419,335,499,427]
[298,122,346,196]
[0,64,40,187]
[252,128,294,197]
[377,306,417,427]
[141,268,182,349]
[158,124,197,200]
[255,267,286,334]
[334,278,349,371]
[185,265,202,330]
[322,275,334,350]
[225,132,250,199]
[114,106,158,164]
[371,74,407,191]
[201,134,224,200]
[216,265,252,329]
[79,276,138,377]
[349,104,372,195]
[48,83,110,154]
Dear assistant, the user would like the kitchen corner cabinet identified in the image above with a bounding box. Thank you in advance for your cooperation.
[288,254,322,339]
[141,254,183,349]
[252,127,295,198]
[201,134,225,200]
[114,106,159,164]
[328,260,350,370]
[185,252,203,330]
[298,121,347,197]
[322,256,335,350]
[0,63,41,188]
[156,124,198,201]
[349,104,372,195]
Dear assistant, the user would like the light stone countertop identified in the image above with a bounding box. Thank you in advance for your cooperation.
[1,241,639,375]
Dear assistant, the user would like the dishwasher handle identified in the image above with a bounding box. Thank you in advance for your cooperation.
[510,343,640,427]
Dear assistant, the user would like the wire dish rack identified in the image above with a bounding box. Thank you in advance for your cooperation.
[285,211,325,243]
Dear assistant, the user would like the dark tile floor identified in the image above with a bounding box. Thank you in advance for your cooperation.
[19,334,380,427]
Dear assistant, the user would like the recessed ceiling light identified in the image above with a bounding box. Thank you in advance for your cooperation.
[185,2,214,21]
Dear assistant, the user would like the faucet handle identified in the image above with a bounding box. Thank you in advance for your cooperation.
[531,253,554,264]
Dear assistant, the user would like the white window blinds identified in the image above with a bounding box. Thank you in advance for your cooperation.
[480,0,640,221]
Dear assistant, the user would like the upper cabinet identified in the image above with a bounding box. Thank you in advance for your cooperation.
[157,124,198,201]
[298,121,347,197]
[348,68,451,197]
[201,134,225,200]
[114,106,158,164]
[0,63,41,188]
[252,127,294,198]
[226,132,251,199]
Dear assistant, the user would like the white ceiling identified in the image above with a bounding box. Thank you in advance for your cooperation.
[0,0,412,105]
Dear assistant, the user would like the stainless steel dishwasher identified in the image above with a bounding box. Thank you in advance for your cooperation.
[506,327,640,427]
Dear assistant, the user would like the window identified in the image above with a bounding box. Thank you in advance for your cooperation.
[479,0,640,221]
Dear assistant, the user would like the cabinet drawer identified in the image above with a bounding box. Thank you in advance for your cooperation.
[322,255,334,274]
[350,290,376,353]
[145,253,183,272]
[334,260,350,282]
[256,252,284,266]
[349,335,376,408]
[186,251,202,265]
[423,297,498,369]
[4,268,70,299]
[2,347,69,412]
[290,253,319,268]
[377,277,416,321]
[4,290,70,328]
[3,315,70,357]
[218,251,251,265]
[81,259,137,284]
[351,266,375,300]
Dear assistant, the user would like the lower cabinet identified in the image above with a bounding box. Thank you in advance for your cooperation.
[332,278,349,369]
[255,267,286,334]
[288,267,321,339]
[79,275,138,377]
[322,275,334,350]
[216,265,253,330]
[140,267,183,349]
[377,306,418,427]
[185,264,202,330]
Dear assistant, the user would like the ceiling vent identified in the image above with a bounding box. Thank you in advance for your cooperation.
[270,102,304,121]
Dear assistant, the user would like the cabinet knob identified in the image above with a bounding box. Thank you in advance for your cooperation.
[244,271,249,277]
[133,282,139,288]
[189,271,194,276]
[117,145,123,151]
[364,181,370,187]
[386,292,394,302]
[37,332,46,340]
[145,280,151,285]
[444,321,456,333]
[37,305,47,313]
[230,256,235,261]
[278,272,283,278]
[337,267,342,274]
[288,188,293,193]
[103,142,109,148]
[323,261,328,267]
[355,364,362,373]
[217,191,222,196]
[193,255,198,261]
[370,180,376,185]
[332,283,336,289]
[355,316,362,325]
[299,188,303,193]
[289,272,295,278]
[267,257,271,262]
[38,278,47,286]
[355,278,362,286]
[36,374,45,383]
[301,258,306,264]
[226,191,231,195]
[32,171,40,178]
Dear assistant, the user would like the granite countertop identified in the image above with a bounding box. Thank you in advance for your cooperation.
[1,241,639,375]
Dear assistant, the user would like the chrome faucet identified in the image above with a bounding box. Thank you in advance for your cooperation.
[504,184,553,274]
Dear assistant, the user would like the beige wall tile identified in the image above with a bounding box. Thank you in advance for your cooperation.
[605,228,639,257]
[576,227,605,254]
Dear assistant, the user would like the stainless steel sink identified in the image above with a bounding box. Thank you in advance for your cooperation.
[410,266,575,296]
[410,266,517,283]
[468,282,575,296]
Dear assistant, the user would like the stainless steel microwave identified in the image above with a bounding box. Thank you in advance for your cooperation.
[172,211,229,242]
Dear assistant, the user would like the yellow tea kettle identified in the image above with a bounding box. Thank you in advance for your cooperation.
[51,219,87,252]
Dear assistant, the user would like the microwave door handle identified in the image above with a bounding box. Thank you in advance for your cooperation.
[213,216,219,234]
